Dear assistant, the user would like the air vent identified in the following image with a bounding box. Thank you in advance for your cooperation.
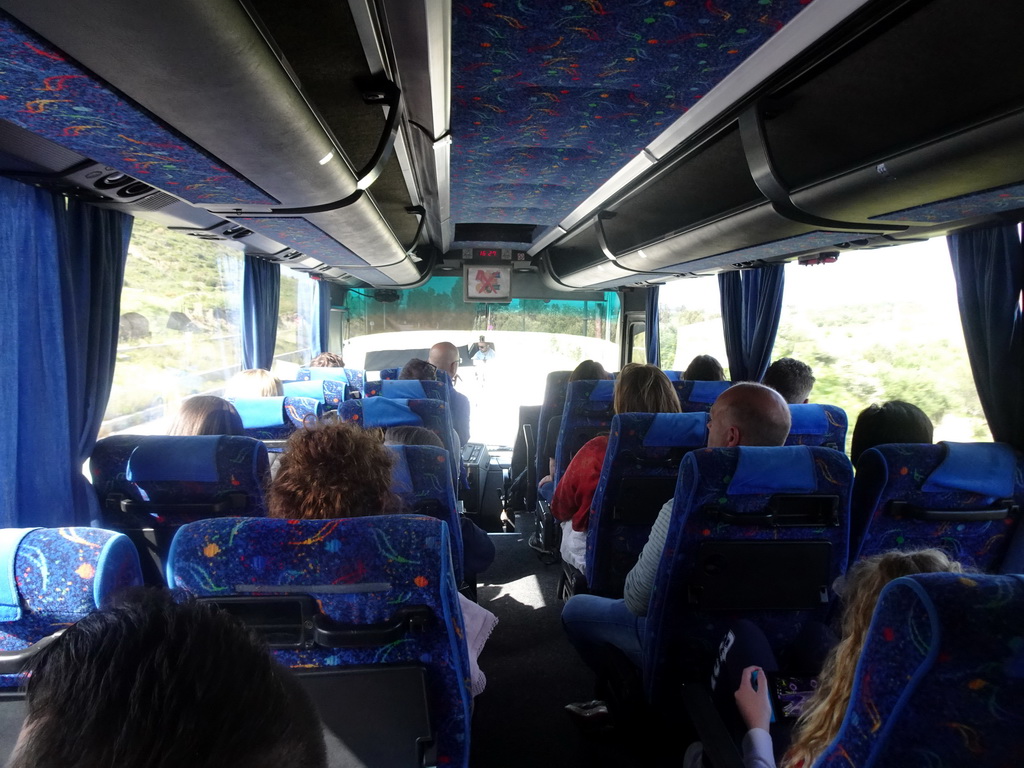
[94,171,131,190]
[116,181,154,198]
[222,225,253,239]
[132,191,179,212]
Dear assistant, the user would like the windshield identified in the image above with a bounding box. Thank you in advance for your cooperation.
[343,276,621,446]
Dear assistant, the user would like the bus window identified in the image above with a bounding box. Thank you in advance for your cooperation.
[272,267,316,379]
[775,238,987,448]
[658,281,728,377]
[101,218,243,437]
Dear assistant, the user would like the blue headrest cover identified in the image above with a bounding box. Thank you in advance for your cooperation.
[307,367,348,382]
[0,528,39,622]
[922,442,1015,498]
[232,397,286,428]
[387,445,415,495]
[127,436,221,483]
[282,380,326,402]
[643,412,707,447]
[382,380,427,399]
[361,397,417,428]
[688,380,731,404]
[788,404,829,435]
[588,379,616,402]
[664,370,682,381]
[727,447,816,495]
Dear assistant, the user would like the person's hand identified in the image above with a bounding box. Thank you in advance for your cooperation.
[734,666,772,732]
[539,474,553,486]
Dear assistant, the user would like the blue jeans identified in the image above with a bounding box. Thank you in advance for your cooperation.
[561,594,645,674]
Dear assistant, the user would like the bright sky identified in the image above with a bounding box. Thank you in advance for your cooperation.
[660,237,958,312]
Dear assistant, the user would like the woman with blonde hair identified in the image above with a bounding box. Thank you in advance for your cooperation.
[224,368,284,399]
[699,549,964,768]
[551,363,680,572]
[168,395,244,437]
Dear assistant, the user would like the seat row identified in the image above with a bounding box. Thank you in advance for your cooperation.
[0,516,472,767]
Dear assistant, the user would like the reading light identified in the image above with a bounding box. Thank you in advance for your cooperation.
[318,152,334,165]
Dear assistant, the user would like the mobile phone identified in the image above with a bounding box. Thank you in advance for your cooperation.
[770,675,819,719]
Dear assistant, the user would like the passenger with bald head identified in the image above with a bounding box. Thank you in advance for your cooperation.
[560,381,793,701]
[707,382,792,448]
[428,340,470,446]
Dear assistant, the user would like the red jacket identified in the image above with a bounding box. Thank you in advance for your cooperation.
[551,435,609,532]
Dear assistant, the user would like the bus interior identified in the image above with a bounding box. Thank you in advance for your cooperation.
[1,0,1023,766]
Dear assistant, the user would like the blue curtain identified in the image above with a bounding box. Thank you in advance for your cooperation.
[242,255,280,370]
[645,285,660,367]
[718,264,785,382]
[0,178,131,527]
[55,198,133,525]
[315,279,332,355]
[948,223,1024,448]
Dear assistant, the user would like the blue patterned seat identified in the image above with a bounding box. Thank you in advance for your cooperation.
[850,442,1024,572]
[0,527,142,689]
[364,378,449,406]
[282,379,357,410]
[814,572,1024,767]
[232,396,322,439]
[389,445,464,584]
[297,366,365,391]
[642,446,852,704]
[554,379,616,485]
[337,398,460,487]
[584,412,708,599]
[533,371,571,503]
[785,404,848,451]
[167,515,471,768]
[379,367,400,381]
[670,380,733,414]
[90,435,269,584]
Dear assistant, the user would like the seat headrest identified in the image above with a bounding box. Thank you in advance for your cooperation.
[727,446,817,494]
[643,412,707,447]
[587,380,615,402]
[0,528,39,621]
[2,528,142,622]
[922,442,1016,498]
[788,404,829,434]
[361,397,416,428]
[686,380,732,404]
[382,380,428,399]
[232,397,286,428]
[282,380,326,402]
[126,436,221,483]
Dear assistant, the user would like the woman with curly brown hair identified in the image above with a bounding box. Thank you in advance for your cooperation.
[267,419,400,520]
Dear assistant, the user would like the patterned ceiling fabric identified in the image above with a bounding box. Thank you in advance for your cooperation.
[0,11,276,206]
[870,180,1024,223]
[451,0,815,226]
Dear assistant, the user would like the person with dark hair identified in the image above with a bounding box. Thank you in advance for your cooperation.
[310,352,346,368]
[761,358,815,404]
[561,383,790,718]
[268,420,401,520]
[398,358,438,382]
[683,354,726,382]
[384,426,495,576]
[168,395,245,437]
[8,590,327,768]
[551,363,680,572]
[850,400,933,465]
[428,341,470,446]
